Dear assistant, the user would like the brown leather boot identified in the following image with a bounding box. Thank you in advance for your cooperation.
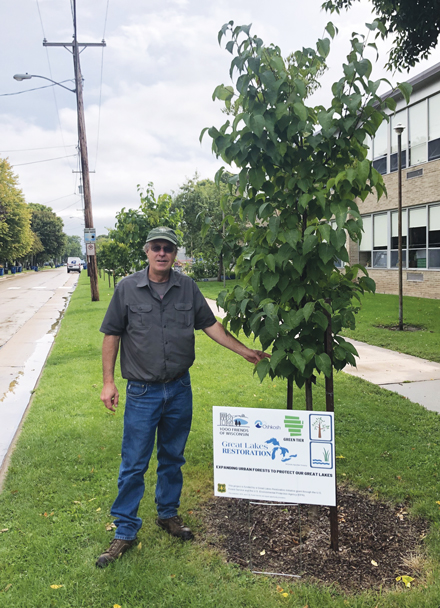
[156,515,194,541]
[96,538,137,568]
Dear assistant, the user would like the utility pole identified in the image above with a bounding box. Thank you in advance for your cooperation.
[44,0,105,301]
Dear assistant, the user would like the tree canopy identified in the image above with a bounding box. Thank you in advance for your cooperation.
[29,203,66,264]
[322,0,440,70]
[63,235,83,259]
[102,182,182,276]
[0,158,33,264]
[204,21,408,392]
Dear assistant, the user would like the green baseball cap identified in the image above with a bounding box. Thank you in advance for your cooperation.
[145,226,178,246]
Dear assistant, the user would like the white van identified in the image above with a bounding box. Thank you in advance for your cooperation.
[67,257,82,273]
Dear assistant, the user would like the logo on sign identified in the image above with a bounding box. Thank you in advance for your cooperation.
[284,415,304,437]
[219,412,248,427]
[217,483,226,493]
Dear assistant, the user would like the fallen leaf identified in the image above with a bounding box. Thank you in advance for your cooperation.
[88,498,96,502]
[4,584,12,592]
[436,501,440,505]
[0,529,8,533]
[170,574,175,578]
[336,455,346,459]
[73,501,81,505]
[50,584,64,589]
[276,585,283,592]
[96,508,101,512]
[137,542,142,551]
[113,605,122,608]
[396,575,414,588]
[105,523,116,531]
[371,560,378,567]
[281,592,288,597]
[260,549,266,556]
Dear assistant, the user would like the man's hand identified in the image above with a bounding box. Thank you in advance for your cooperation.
[101,334,121,412]
[203,321,271,365]
[241,348,271,365]
[101,382,119,412]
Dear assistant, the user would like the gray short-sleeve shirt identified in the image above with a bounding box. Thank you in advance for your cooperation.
[100,268,216,382]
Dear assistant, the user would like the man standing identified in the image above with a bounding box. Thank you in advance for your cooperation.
[97,227,269,567]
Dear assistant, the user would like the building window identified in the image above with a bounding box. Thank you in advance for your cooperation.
[409,101,427,166]
[428,93,440,161]
[372,120,387,175]
[429,204,440,268]
[373,214,388,267]
[359,215,372,267]
[390,110,407,173]
[390,210,407,268]
[408,207,427,268]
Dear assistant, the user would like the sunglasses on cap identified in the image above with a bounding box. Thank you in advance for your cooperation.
[150,244,175,253]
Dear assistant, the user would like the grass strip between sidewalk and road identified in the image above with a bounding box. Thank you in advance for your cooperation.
[1,272,440,607]
[197,281,440,363]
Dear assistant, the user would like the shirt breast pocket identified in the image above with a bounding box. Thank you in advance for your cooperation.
[129,304,152,326]
[174,302,193,327]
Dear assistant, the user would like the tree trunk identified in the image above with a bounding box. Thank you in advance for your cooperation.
[217,253,223,282]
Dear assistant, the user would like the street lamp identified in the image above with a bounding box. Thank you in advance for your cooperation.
[13,73,75,93]
[13,67,100,301]
[394,123,405,331]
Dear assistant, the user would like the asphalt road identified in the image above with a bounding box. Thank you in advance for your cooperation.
[0,268,79,473]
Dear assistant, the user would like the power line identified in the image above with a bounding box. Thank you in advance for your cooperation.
[0,81,74,97]
[12,154,77,167]
[36,0,76,173]
[0,145,77,153]
[93,0,110,170]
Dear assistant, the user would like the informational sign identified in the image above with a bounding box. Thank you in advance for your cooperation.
[213,406,336,506]
[86,242,96,256]
[84,228,96,243]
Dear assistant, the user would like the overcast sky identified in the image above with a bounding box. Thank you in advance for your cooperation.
[1,0,440,239]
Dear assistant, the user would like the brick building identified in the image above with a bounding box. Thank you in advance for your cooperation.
[348,63,440,299]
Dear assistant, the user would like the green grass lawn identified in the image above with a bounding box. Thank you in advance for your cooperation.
[196,281,440,363]
[1,273,440,607]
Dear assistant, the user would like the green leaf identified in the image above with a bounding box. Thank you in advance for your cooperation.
[303,234,318,255]
[250,114,266,137]
[325,21,336,39]
[292,285,305,304]
[397,82,412,105]
[289,351,306,374]
[313,310,328,331]
[256,358,270,382]
[262,271,279,292]
[249,167,265,191]
[199,127,209,143]
[303,301,315,322]
[317,37,330,59]
[318,223,331,243]
[268,215,281,238]
[293,102,308,122]
[315,353,332,377]
[212,84,234,101]
[266,253,276,273]
[285,229,300,248]
[385,97,397,112]
[270,349,286,372]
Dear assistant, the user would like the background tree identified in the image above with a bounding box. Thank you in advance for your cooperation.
[0,158,34,265]
[63,235,83,260]
[29,203,66,265]
[174,174,243,280]
[322,0,440,70]
[105,182,183,275]
[204,22,410,400]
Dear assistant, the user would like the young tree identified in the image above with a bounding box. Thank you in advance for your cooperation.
[29,203,66,264]
[0,158,33,264]
[322,0,440,70]
[203,22,410,398]
[174,174,243,280]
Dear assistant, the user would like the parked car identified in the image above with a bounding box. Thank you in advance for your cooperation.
[67,257,82,273]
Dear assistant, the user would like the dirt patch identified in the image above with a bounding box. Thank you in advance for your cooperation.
[374,324,426,332]
[201,486,428,593]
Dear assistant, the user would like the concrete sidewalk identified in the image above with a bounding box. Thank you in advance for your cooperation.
[205,298,440,415]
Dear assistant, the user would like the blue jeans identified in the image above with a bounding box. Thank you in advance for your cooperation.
[111,371,193,540]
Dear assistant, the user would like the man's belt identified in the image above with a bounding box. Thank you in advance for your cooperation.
[162,371,187,384]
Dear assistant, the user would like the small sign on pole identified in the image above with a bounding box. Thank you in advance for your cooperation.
[213,406,335,506]
[86,242,96,257]
[84,228,96,243]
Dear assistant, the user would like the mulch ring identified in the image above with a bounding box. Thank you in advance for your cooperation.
[374,324,427,332]
[200,486,429,593]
